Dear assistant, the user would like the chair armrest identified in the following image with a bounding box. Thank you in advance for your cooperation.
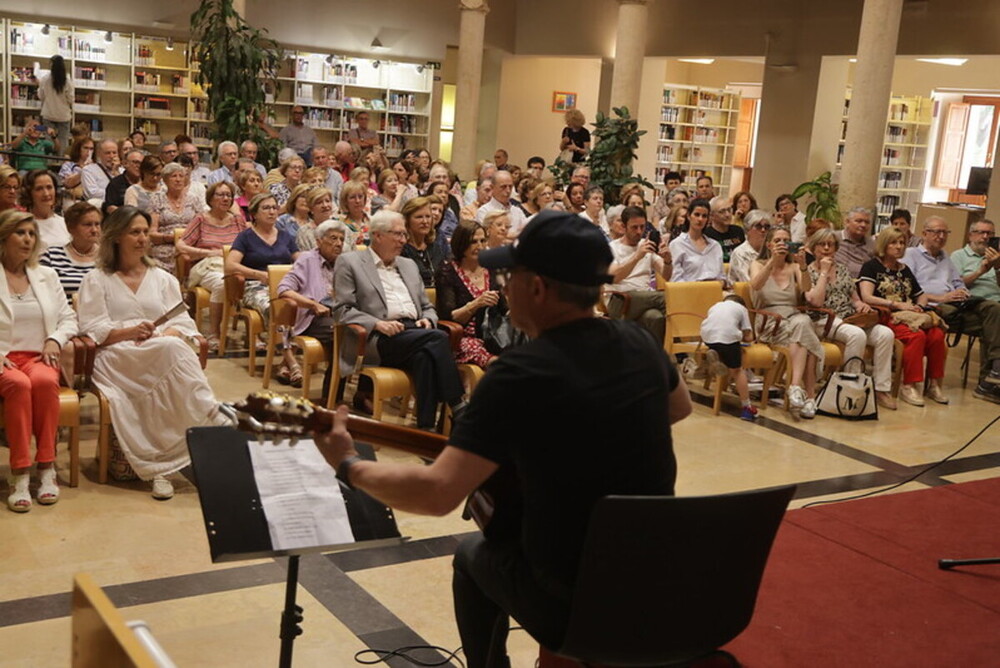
[224,272,246,303]
[270,297,299,328]
[61,335,97,391]
[437,320,465,351]
[191,335,208,369]
[749,308,784,340]
[604,290,632,317]
[341,323,369,374]
[798,305,837,339]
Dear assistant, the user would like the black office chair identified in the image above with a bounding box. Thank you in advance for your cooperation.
[552,485,796,667]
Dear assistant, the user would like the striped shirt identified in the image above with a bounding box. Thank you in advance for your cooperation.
[39,245,96,303]
[180,213,247,250]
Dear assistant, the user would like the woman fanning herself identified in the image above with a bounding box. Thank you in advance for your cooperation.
[749,226,825,418]
[435,221,505,368]
[858,226,947,407]
[77,207,230,500]
[0,211,77,511]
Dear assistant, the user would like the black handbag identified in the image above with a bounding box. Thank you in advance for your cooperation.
[481,305,517,354]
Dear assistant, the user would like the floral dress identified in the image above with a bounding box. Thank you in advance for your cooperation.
[436,261,498,368]
[150,190,204,274]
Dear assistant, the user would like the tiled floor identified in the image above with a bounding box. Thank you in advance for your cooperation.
[2,346,998,666]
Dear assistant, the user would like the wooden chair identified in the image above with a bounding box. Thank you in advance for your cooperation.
[173,228,210,326]
[0,336,91,488]
[72,573,173,667]
[219,245,264,375]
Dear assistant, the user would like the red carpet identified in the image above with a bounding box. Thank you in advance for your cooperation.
[725,478,1000,666]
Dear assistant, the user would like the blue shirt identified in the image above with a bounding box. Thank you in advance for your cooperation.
[232,227,298,271]
[206,166,237,186]
[903,245,963,302]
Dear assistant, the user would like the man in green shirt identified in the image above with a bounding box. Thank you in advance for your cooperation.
[11,119,56,172]
[950,219,1000,303]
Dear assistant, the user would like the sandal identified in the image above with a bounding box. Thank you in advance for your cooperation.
[207,335,221,355]
[37,467,59,505]
[275,364,291,385]
[288,363,303,389]
[7,473,31,513]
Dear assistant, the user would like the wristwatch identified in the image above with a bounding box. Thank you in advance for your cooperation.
[336,455,364,489]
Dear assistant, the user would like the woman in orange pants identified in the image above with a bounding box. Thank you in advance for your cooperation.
[0,210,78,512]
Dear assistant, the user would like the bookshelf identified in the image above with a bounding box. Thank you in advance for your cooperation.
[655,84,740,197]
[3,19,435,160]
[837,92,931,230]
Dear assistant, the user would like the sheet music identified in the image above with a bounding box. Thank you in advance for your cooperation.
[246,438,355,550]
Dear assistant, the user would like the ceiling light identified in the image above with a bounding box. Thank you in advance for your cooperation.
[416,65,425,74]
[849,58,857,63]
[166,37,174,51]
[915,57,967,66]
[41,24,50,35]
[104,31,113,43]
[372,60,381,69]
[678,58,715,65]
[370,37,387,53]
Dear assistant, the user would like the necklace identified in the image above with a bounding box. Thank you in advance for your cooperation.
[68,241,97,258]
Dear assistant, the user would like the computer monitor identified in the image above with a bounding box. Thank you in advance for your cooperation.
[966,166,992,196]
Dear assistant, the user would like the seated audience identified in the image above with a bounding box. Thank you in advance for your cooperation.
[728,209,770,284]
[235,168,265,220]
[336,180,370,248]
[20,170,67,250]
[277,183,314,237]
[0,210,78,512]
[103,149,144,214]
[660,203,688,243]
[0,166,22,215]
[371,168,406,215]
[669,198,725,283]
[890,208,920,248]
[269,156,306,207]
[123,155,164,214]
[564,182,586,215]
[460,176,493,221]
[39,201,102,302]
[731,190,758,227]
[704,195,745,263]
[58,136,94,204]
[858,226,946,407]
[149,162,203,274]
[482,210,510,249]
[775,193,807,243]
[835,207,876,277]
[296,186,336,252]
[607,206,672,343]
[401,196,446,288]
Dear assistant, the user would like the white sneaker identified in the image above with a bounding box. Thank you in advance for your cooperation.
[151,476,174,500]
[787,385,807,409]
[800,398,817,419]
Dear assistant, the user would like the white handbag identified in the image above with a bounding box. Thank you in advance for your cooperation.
[815,356,878,420]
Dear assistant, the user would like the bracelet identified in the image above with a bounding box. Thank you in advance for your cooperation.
[336,455,364,489]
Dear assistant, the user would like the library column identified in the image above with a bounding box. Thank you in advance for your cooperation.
[609,0,649,116]
[838,0,904,212]
[453,0,490,180]
[987,129,1000,222]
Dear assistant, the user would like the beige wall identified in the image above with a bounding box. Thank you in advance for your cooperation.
[493,56,603,170]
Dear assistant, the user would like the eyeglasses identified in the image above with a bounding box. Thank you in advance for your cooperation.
[750,224,771,231]
[380,230,407,239]
[0,185,18,192]
[970,229,992,236]
[924,229,950,236]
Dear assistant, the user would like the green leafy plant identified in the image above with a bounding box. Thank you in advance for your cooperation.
[791,171,841,226]
[546,156,574,188]
[190,0,284,166]
[587,106,654,205]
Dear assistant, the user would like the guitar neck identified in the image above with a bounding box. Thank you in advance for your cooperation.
[342,412,448,461]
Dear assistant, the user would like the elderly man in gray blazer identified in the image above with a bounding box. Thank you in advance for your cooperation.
[333,210,466,429]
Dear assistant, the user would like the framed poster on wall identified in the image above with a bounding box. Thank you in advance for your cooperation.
[552,91,577,112]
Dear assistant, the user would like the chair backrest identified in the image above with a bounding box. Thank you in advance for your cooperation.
[267,264,293,300]
[173,228,190,282]
[267,265,296,328]
[558,485,796,666]
[663,280,724,354]
[732,281,760,336]
[221,244,245,303]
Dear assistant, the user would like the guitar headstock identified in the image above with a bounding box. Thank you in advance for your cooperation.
[230,391,331,441]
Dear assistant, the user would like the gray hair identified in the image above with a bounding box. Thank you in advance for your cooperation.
[161,161,187,180]
[478,162,496,178]
[921,215,947,231]
[844,206,873,221]
[316,219,348,239]
[667,186,689,200]
[572,165,591,176]
[277,147,298,164]
[606,204,625,223]
[240,140,257,151]
[216,140,238,158]
[743,209,771,229]
[369,209,404,235]
[806,227,838,251]
[709,195,729,211]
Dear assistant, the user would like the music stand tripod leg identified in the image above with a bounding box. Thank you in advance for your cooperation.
[938,556,1000,570]
[278,555,304,668]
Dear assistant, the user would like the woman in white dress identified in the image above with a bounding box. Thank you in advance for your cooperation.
[77,206,228,500]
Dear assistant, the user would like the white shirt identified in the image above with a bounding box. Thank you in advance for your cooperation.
[81,162,117,201]
[477,197,528,236]
[727,240,761,284]
[370,249,417,320]
[790,211,807,244]
[10,286,46,352]
[609,238,655,292]
[190,165,212,185]
[35,214,70,251]
[700,300,751,345]
[669,233,725,283]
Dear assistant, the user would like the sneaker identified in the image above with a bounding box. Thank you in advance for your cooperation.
[800,398,817,419]
[705,349,728,377]
[151,475,174,500]
[787,385,807,409]
[924,383,949,405]
[739,405,758,422]
[983,368,1000,386]
[899,384,925,407]
[37,467,59,505]
[974,382,1000,405]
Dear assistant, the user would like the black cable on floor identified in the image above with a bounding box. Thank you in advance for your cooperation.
[354,644,465,667]
[802,413,1000,509]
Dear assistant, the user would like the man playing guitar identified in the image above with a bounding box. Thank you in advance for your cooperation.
[315,210,692,667]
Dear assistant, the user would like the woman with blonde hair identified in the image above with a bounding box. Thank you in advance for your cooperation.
[78,206,229,500]
[0,166,20,215]
[0,210,77,511]
[401,196,445,287]
[337,180,370,247]
[560,109,590,163]
[277,183,315,237]
[482,210,510,250]
[523,181,554,221]
[372,168,406,214]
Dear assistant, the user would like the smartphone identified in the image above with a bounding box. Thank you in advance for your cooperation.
[35,124,48,134]
[786,242,803,255]
[989,236,1000,251]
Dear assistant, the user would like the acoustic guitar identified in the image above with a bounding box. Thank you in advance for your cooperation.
[231,392,520,539]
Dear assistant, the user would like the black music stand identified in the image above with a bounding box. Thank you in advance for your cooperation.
[187,426,403,668]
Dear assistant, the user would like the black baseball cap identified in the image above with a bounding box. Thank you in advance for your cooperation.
[478,209,613,286]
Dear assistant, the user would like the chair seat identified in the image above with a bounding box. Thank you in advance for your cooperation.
[358,367,413,420]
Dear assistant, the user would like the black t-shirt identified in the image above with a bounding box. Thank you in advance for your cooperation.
[561,126,591,163]
[858,258,923,302]
[450,317,679,589]
[704,224,745,263]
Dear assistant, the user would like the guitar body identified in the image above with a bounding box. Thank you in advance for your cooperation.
[233,392,521,538]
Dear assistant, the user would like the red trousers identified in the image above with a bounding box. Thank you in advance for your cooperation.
[0,351,60,470]
[889,323,946,384]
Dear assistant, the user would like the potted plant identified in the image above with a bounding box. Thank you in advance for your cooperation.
[587,106,654,206]
[190,0,284,166]
[791,172,841,226]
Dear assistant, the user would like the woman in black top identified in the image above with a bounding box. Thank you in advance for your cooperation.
[560,109,590,163]
[400,196,445,288]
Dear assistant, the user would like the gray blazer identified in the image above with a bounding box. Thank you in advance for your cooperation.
[332,249,437,371]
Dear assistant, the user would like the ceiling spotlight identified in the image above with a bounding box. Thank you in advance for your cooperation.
[325,54,334,65]
[372,60,381,69]
[416,65,425,74]
[41,24,50,36]
[370,37,387,53]
[166,37,174,51]
[104,31,113,43]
